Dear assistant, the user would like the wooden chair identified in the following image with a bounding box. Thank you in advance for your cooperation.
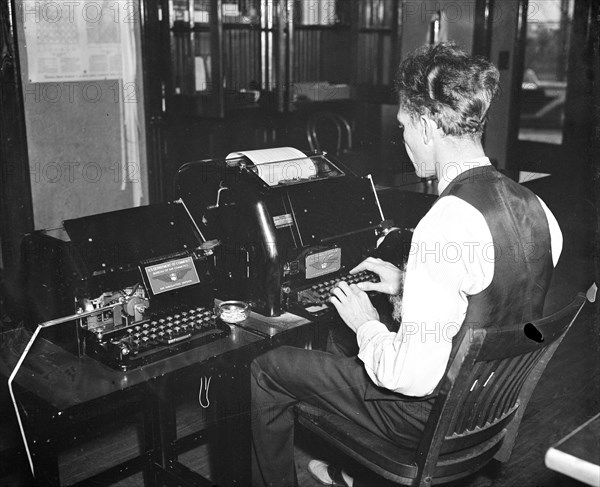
[306,111,353,155]
[296,292,588,486]
[306,111,376,176]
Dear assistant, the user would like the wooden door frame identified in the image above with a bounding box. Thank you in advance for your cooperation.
[505,0,529,177]
[0,0,34,273]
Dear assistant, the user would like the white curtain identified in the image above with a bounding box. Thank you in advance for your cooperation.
[119,11,143,207]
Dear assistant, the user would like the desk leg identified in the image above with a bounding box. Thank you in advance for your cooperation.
[211,363,251,486]
[142,397,159,487]
[148,380,179,478]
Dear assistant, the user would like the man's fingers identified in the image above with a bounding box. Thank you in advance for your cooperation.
[356,282,388,294]
[336,281,351,292]
[350,257,381,274]
[331,281,366,303]
[331,286,347,301]
[356,281,379,292]
[348,283,366,296]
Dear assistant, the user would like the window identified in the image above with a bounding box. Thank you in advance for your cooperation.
[519,0,573,145]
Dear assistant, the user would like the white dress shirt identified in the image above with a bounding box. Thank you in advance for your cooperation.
[356,159,563,397]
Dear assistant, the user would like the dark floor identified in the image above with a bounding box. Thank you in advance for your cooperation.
[0,140,598,486]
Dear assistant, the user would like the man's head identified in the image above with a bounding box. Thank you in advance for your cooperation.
[395,43,500,175]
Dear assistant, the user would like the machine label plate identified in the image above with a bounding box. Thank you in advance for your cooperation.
[144,256,200,295]
[305,248,341,279]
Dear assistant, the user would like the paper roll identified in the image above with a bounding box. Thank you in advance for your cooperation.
[226,147,317,186]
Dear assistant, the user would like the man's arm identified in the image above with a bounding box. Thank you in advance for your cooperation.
[355,197,494,396]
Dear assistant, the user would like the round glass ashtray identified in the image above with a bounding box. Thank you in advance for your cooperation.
[216,301,250,323]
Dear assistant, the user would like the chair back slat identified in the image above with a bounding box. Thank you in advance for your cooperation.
[470,362,498,425]
[460,374,485,434]
[458,365,487,433]
[466,361,507,432]
[483,359,520,429]
[448,354,521,437]
[492,355,531,424]
[476,360,517,430]
[503,352,541,415]
[463,362,499,432]
[441,405,517,454]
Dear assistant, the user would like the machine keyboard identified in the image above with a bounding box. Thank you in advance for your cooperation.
[85,306,231,371]
[297,270,379,306]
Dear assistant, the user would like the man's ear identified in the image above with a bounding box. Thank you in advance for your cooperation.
[419,116,435,145]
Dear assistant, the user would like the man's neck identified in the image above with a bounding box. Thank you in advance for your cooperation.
[433,138,490,194]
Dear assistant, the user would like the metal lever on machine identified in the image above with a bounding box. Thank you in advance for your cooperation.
[212,183,229,209]
[204,181,229,210]
[174,197,207,242]
[367,174,385,222]
[174,197,221,255]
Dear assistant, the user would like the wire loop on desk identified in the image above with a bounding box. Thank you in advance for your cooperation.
[198,375,212,409]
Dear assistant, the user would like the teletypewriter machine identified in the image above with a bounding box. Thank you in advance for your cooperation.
[21,202,230,371]
[174,148,390,317]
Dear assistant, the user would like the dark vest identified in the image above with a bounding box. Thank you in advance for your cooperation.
[440,165,553,331]
[365,165,554,402]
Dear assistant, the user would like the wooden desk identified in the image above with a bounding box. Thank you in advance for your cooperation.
[0,310,312,486]
[545,413,600,486]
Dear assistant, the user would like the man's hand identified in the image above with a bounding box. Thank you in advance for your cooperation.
[350,257,404,295]
[330,281,379,333]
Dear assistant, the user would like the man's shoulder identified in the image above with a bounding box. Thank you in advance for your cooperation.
[445,169,540,211]
[427,194,483,218]
[418,195,488,239]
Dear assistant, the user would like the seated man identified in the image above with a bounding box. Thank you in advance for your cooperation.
[250,43,563,487]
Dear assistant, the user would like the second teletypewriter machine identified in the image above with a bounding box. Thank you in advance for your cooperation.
[21,202,230,370]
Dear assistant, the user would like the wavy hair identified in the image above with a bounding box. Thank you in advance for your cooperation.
[395,43,500,137]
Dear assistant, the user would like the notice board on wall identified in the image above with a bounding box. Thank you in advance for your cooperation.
[22,0,125,82]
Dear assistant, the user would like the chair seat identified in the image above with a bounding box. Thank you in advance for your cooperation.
[297,403,511,486]
[296,403,419,484]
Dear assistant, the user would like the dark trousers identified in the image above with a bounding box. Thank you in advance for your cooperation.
[250,324,433,487]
